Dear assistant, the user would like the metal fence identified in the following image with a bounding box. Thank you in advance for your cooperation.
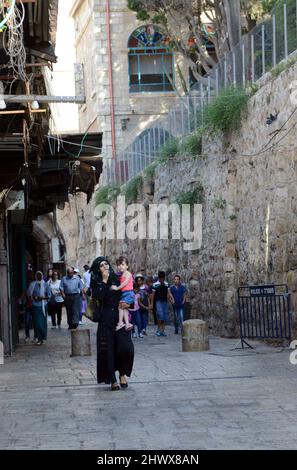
[103,2,297,186]
[237,284,292,349]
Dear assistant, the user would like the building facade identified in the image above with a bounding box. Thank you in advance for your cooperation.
[70,0,189,163]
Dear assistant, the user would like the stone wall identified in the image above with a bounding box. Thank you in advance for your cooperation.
[56,193,100,268]
[58,57,297,337]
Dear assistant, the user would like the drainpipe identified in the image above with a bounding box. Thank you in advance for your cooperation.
[106,0,116,161]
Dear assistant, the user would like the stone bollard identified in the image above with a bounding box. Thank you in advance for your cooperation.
[182,319,209,352]
[71,329,91,357]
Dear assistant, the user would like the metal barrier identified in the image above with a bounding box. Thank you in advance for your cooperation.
[237,284,291,349]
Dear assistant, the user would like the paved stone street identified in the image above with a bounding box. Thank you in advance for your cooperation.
[1,318,297,450]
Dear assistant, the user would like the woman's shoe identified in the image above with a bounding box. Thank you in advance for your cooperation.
[119,377,128,388]
[111,383,120,391]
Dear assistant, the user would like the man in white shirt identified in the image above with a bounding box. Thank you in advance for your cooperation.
[82,264,91,289]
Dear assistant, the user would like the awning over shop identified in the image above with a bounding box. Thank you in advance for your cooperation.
[0,132,103,218]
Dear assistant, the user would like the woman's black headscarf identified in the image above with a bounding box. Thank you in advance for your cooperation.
[90,256,119,286]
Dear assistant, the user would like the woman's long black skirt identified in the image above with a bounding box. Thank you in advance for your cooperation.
[97,324,134,384]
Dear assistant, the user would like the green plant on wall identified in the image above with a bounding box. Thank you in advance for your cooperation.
[180,128,204,157]
[246,82,259,96]
[211,197,227,211]
[205,87,249,133]
[270,55,297,78]
[96,185,121,205]
[123,175,143,203]
[175,183,204,206]
[143,161,158,182]
[158,138,179,162]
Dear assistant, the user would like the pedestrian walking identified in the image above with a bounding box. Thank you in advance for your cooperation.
[73,268,85,325]
[152,271,170,337]
[80,264,90,324]
[82,264,91,289]
[136,273,151,336]
[169,275,188,334]
[47,271,64,329]
[21,273,36,342]
[28,271,51,345]
[60,267,84,330]
[90,256,134,391]
[129,282,143,338]
[46,268,53,282]
[145,276,156,325]
[46,268,53,324]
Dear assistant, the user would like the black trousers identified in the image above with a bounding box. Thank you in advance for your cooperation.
[64,294,80,328]
[48,301,63,326]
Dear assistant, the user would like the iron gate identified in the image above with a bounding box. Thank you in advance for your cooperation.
[237,284,291,348]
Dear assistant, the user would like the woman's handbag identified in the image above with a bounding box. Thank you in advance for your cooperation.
[84,296,102,323]
[48,295,57,307]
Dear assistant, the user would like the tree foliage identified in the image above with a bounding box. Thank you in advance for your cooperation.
[127,0,275,82]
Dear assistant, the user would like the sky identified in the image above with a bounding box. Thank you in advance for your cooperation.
[50,0,79,134]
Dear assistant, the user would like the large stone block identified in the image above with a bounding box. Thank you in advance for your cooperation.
[182,319,209,352]
[71,329,92,357]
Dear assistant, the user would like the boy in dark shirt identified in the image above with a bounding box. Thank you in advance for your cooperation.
[151,271,170,337]
[169,275,187,334]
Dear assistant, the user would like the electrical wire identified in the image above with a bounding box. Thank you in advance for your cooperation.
[46,134,102,152]
[0,0,16,30]
[2,1,27,83]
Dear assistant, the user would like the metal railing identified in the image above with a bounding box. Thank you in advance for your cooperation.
[102,2,297,186]
[237,284,291,349]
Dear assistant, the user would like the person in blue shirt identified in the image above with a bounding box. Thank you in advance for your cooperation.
[169,275,187,334]
[28,271,51,345]
[60,267,84,330]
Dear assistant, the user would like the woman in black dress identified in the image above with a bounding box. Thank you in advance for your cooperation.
[90,256,134,391]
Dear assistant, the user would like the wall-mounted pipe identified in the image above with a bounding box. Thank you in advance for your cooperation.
[106,0,116,160]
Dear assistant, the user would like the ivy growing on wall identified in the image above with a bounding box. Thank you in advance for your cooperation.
[122,175,143,203]
[175,183,204,206]
[211,197,227,211]
[158,138,179,162]
[205,87,249,134]
[95,185,121,205]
